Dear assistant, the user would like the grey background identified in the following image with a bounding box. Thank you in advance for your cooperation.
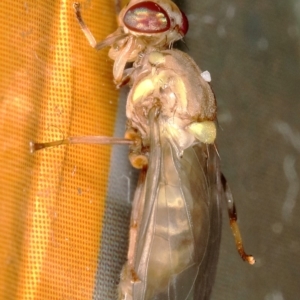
[175,0,300,299]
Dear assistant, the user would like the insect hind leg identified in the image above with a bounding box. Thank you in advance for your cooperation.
[221,173,255,265]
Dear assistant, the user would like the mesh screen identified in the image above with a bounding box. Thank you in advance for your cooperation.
[1,0,300,300]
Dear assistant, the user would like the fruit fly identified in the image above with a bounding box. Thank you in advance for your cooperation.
[31,0,255,299]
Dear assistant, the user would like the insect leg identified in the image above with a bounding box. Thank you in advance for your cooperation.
[221,173,255,265]
[29,135,133,153]
[114,0,122,15]
[118,167,146,299]
[73,3,128,52]
[73,3,98,48]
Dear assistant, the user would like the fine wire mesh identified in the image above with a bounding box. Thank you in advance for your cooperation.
[1,0,300,300]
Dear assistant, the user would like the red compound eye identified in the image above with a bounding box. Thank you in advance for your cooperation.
[123,1,171,33]
[179,10,189,36]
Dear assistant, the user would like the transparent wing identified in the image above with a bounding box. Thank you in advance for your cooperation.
[192,144,222,299]
[130,111,222,300]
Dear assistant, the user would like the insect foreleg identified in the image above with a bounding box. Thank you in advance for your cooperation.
[73,3,98,48]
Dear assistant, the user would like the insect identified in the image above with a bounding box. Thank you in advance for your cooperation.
[30,0,255,299]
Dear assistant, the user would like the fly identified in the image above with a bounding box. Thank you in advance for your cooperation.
[30,1,255,299]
